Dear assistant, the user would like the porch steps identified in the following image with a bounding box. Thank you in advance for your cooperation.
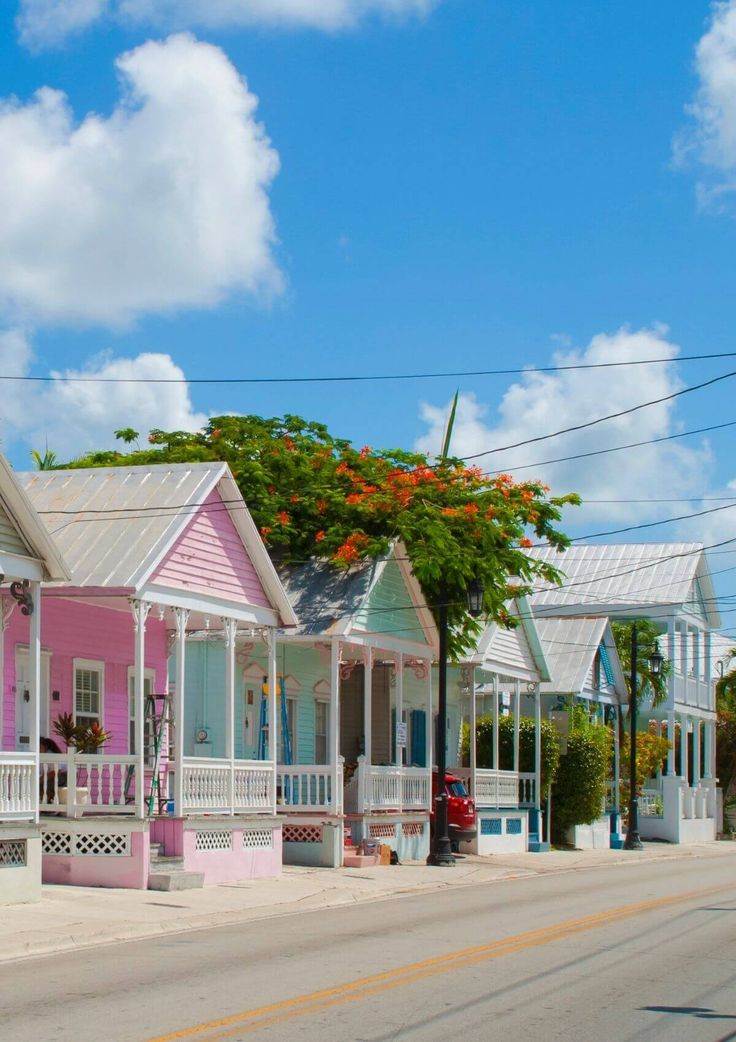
[342,842,379,869]
[148,843,204,891]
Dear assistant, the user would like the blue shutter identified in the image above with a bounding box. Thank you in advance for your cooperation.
[598,643,615,685]
[411,710,427,767]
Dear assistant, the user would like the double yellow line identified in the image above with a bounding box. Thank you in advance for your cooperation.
[147,884,730,1042]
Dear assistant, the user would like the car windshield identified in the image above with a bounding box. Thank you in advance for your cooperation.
[447,780,468,797]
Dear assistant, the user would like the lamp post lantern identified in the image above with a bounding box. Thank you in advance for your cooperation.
[428,577,485,867]
[624,623,664,851]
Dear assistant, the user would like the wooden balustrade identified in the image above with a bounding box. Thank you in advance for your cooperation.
[0,754,36,820]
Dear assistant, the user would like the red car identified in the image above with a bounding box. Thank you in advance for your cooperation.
[431,769,477,847]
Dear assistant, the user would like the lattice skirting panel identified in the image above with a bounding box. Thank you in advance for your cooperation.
[42,831,131,857]
[0,839,27,867]
[282,824,322,844]
[195,830,232,853]
[368,823,395,838]
[480,817,523,837]
[402,822,424,837]
[242,829,273,850]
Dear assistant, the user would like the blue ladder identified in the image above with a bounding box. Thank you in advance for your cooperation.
[257,676,292,765]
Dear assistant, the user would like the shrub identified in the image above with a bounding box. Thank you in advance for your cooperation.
[551,718,611,841]
[462,715,560,800]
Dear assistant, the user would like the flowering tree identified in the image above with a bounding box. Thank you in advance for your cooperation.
[69,414,579,657]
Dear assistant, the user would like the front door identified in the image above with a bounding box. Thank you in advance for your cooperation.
[15,648,51,751]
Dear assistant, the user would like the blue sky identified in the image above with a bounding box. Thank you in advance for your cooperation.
[1,0,736,602]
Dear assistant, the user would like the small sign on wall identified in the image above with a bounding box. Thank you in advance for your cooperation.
[396,721,408,747]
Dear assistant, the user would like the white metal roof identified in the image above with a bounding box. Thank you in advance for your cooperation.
[0,455,68,582]
[463,597,550,682]
[536,616,627,702]
[528,543,720,627]
[18,463,296,626]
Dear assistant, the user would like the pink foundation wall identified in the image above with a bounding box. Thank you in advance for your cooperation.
[3,595,168,753]
[150,819,282,883]
[41,830,150,889]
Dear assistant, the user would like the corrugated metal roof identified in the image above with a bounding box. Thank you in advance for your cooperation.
[528,543,719,625]
[19,463,224,589]
[536,616,608,696]
[279,559,378,636]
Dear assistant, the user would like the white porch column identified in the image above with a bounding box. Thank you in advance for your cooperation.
[666,711,676,776]
[173,608,189,816]
[132,599,151,819]
[394,653,403,767]
[425,659,433,772]
[492,675,499,772]
[223,617,237,816]
[29,581,41,825]
[680,713,689,783]
[363,647,373,763]
[534,687,542,813]
[513,680,521,773]
[693,718,701,787]
[266,629,278,816]
[469,668,477,795]
[330,638,341,813]
[613,706,620,814]
[705,631,712,707]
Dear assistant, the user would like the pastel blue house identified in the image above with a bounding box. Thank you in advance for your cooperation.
[182,543,439,866]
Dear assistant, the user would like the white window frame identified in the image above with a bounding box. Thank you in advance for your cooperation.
[314,699,329,765]
[73,658,104,730]
[127,666,156,760]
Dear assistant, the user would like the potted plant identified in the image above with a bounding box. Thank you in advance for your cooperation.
[51,713,113,814]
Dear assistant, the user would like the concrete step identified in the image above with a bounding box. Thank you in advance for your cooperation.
[148,871,205,892]
[343,854,379,868]
[150,855,185,871]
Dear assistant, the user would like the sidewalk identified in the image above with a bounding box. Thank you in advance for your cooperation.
[3,842,734,965]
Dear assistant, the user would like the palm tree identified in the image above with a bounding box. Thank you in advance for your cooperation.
[30,448,58,470]
[612,619,671,710]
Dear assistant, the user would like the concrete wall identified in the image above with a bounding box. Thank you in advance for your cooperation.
[461,808,528,855]
[41,819,150,889]
[0,824,41,905]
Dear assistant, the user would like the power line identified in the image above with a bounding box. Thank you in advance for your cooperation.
[461,368,736,461]
[6,351,736,386]
[487,417,736,475]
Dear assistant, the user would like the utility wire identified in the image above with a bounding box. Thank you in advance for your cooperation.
[461,368,736,460]
[5,351,736,385]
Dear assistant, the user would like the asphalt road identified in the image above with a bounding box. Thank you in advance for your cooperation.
[3,852,736,1042]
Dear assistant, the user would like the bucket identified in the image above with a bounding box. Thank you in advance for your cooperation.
[360,839,378,856]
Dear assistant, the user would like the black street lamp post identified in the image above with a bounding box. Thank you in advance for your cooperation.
[624,622,664,851]
[428,577,485,867]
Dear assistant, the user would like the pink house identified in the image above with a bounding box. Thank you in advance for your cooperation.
[0,454,69,904]
[15,462,296,890]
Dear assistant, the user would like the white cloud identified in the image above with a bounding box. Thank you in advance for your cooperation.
[0,334,206,461]
[18,0,439,48]
[677,0,736,204]
[0,34,281,326]
[415,327,713,527]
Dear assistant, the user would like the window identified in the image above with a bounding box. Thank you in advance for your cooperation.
[315,700,329,764]
[128,668,156,762]
[74,660,103,730]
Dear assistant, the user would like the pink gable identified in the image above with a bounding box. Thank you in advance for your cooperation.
[151,489,271,609]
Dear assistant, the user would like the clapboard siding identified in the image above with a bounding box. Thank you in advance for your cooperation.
[152,488,270,609]
[0,499,31,558]
[353,560,427,644]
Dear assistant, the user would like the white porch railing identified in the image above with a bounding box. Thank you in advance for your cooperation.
[519,772,537,808]
[0,753,36,821]
[640,788,664,818]
[344,760,431,813]
[182,757,274,814]
[454,767,520,808]
[39,753,138,817]
[276,764,343,813]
